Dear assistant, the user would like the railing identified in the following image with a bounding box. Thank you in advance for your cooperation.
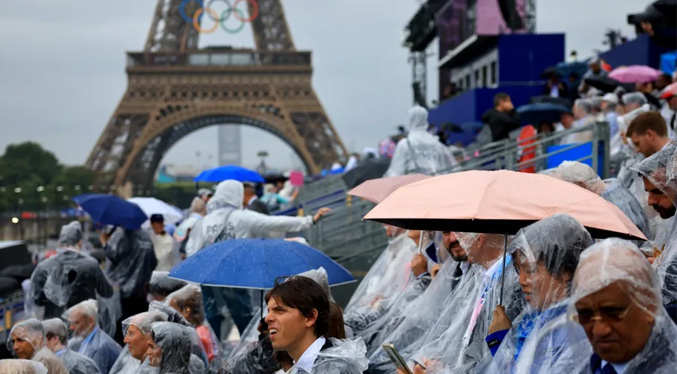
[127,50,312,68]
[0,290,25,342]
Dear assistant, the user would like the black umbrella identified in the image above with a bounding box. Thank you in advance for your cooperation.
[584,76,634,93]
[341,158,391,189]
[529,95,572,108]
[540,66,559,79]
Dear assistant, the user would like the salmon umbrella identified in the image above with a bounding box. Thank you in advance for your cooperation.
[364,170,645,240]
[348,174,431,204]
[364,170,647,303]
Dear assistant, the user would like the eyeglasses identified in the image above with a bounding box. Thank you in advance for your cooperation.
[571,304,633,325]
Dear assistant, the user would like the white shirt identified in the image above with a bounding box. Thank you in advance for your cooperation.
[150,232,180,271]
[293,336,326,373]
[601,359,628,374]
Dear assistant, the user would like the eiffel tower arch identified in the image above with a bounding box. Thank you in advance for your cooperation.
[85,0,348,193]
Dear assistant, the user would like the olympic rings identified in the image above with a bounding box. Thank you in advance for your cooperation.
[179,0,259,34]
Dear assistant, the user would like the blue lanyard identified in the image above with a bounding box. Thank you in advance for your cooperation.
[78,327,98,353]
[55,348,66,357]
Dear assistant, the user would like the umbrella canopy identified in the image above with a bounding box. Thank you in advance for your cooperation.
[609,65,661,83]
[128,197,183,224]
[341,158,391,189]
[529,95,572,108]
[584,76,634,93]
[73,194,147,230]
[168,238,355,289]
[517,103,571,125]
[661,81,677,99]
[348,174,430,204]
[194,165,264,183]
[364,170,646,240]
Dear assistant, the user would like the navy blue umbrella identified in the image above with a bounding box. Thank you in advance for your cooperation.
[517,102,571,125]
[194,165,265,183]
[73,194,147,230]
[168,238,355,289]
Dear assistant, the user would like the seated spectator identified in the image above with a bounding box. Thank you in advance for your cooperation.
[65,299,121,374]
[570,239,677,373]
[622,92,649,113]
[42,318,101,374]
[146,322,194,373]
[167,285,219,363]
[626,111,671,158]
[0,359,47,374]
[9,319,68,374]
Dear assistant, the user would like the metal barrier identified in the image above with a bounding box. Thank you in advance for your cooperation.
[0,290,25,342]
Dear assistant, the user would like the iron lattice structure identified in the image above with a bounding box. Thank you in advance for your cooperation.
[86,0,347,194]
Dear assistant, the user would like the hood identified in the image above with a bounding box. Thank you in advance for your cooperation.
[407,106,429,132]
[207,180,244,212]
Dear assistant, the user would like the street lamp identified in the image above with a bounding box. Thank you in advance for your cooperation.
[74,185,81,191]
[56,186,64,192]
[36,186,45,192]
[14,187,22,194]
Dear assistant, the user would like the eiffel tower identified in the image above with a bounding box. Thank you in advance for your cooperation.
[85,0,348,194]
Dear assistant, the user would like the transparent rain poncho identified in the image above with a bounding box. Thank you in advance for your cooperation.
[0,359,48,374]
[384,106,458,177]
[65,300,122,374]
[103,227,158,299]
[367,254,481,374]
[42,318,102,374]
[550,161,650,239]
[174,197,206,243]
[344,229,417,329]
[565,239,677,374]
[113,311,169,374]
[8,319,69,374]
[482,214,592,374]
[149,322,194,374]
[407,234,525,374]
[308,338,369,374]
[634,142,677,304]
[149,271,187,301]
[29,221,115,320]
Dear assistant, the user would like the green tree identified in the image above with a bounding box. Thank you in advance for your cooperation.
[0,142,61,185]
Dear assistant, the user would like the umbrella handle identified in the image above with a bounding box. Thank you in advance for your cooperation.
[418,230,424,254]
[500,233,507,306]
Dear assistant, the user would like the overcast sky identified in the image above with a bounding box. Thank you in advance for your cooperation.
[0,0,649,171]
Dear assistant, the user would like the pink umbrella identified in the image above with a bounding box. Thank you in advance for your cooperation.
[609,65,661,83]
[661,82,677,99]
[347,174,430,204]
[364,170,645,240]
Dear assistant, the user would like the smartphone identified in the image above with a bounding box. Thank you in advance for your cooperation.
[382,343,412,374]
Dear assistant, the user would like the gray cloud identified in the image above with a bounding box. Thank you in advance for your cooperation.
[0,0,651,171]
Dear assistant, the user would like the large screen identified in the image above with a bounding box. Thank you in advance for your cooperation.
[437,0,527,58]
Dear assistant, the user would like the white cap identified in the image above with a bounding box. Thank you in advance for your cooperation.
[602,93,618,104]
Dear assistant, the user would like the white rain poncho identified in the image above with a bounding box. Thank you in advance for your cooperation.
[65,300,122,374]
[566,239,677,374]
[308,338,369,374]
[482,214,592,374]
[148,322,194,374]
[406,234,525,374]
[367,256,481,374]
[7,319,69,374]
[344,230,417,328]
[384,106,458,177]
[550,161,650,239]
[0,359,48,374]
[42,318,102,374]
[103,227,158,299]
[174,197,206,243]
[185,180,316,257]
[634,142,677,305]
[29,221,115,320]
[148,271,187,301]
[112,310,169,374]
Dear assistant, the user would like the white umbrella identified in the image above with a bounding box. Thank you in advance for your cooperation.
[128,197,183,225]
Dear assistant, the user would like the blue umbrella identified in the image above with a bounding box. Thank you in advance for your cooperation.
[73,194,147,230]
[517,102,571,125]
[194,165,265,183]
[168,238,355,289]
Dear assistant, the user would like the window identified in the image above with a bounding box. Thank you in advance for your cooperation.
[465,74,471,89]
[474,70,480,88]
[491,61,497,85]
[482,65,488,88]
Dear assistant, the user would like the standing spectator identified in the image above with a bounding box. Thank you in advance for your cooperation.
[481,93,521,142]
[197,188,213,204]
[99,225,157,344]
[385,106,458,176]
[243,183,269,215]
[543,74,567,98]
[29,221,113,320]
[148,214,181,272]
